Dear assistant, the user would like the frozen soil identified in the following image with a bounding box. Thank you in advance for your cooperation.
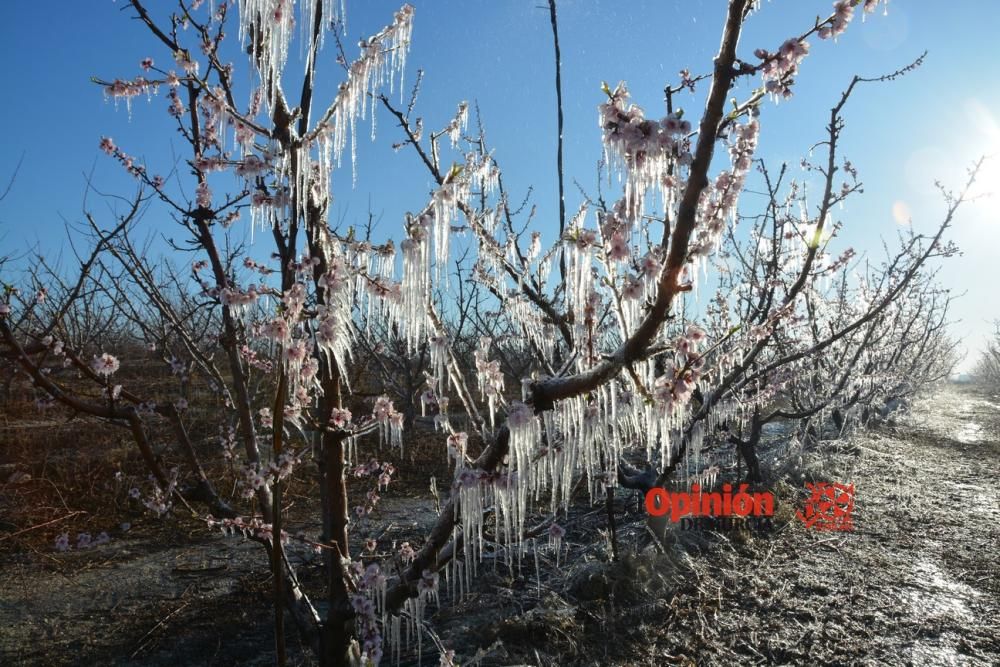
[425,384,1000,666]
[1,384,998,666]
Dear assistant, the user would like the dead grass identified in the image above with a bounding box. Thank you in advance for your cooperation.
[2,384,998,665]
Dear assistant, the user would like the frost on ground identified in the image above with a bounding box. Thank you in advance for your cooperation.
[1,383,998,666]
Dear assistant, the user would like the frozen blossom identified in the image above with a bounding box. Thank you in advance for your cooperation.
[220,285,259,313]
[330,407,352,429]
[548,523,566,565]
[599,83,690,212]
[474,339,505,426]
[372,396,404,450]
[195,181,212,208]
[447,101,469,148]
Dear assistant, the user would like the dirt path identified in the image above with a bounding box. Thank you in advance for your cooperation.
[2,385,998,665]
[595,384,1000,666]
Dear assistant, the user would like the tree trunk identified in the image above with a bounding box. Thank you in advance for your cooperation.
[317,358,354,666]
[319,427,353,666]
[736,411,764,483]
[832,408,844,432]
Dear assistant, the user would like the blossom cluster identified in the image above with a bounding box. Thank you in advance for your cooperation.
[54,531,111,552]
[372,396,404,450]
[103,76,158,112]
[688,118,760,261]
[819,0,883,40]
[99,137,149,180]
[345,559,389,665]
[756,1,884,99]
[138,468,180,516]
[445,432,468,470]
[219,425,239,461]
[599,82,693,209]
[474,339,504,425]
[352,459,396,518]
[756,39,810,100]
[206,516,290,545]
[220,284,261,313]
[653,325,707,415]
[352,459,396,489]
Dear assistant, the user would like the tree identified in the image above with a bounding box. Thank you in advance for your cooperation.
[973,322,1000,389]
[0,1,978,665]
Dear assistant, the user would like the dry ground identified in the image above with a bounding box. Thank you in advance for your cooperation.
[1,384,997,666]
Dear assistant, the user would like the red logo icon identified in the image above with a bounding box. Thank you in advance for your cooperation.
[797,482,854,531]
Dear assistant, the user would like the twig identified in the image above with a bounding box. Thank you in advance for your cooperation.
[0,510,85,543]
[606,485,619,562]
[130,594,193,658]
[807,536,846,549]
[547,0,567,282]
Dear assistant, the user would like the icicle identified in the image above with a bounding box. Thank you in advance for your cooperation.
[506,401,541,546]
[399,220,430,351]
[534,539,542,598]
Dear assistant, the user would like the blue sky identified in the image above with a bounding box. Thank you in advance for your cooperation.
[2,1,998,371]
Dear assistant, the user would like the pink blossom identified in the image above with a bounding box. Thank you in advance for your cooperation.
[640,251,662,277]
[195,181,212,208]
[372,396,397,422]
[261,318,290,343]
[140,57,154,71]
[330,408,352,428]
[685,325,707,343]
[92,353,120,377]
[235,154,266,178]
[607,232,630,262]
[167,89,185,117]
[173,50,199,75]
